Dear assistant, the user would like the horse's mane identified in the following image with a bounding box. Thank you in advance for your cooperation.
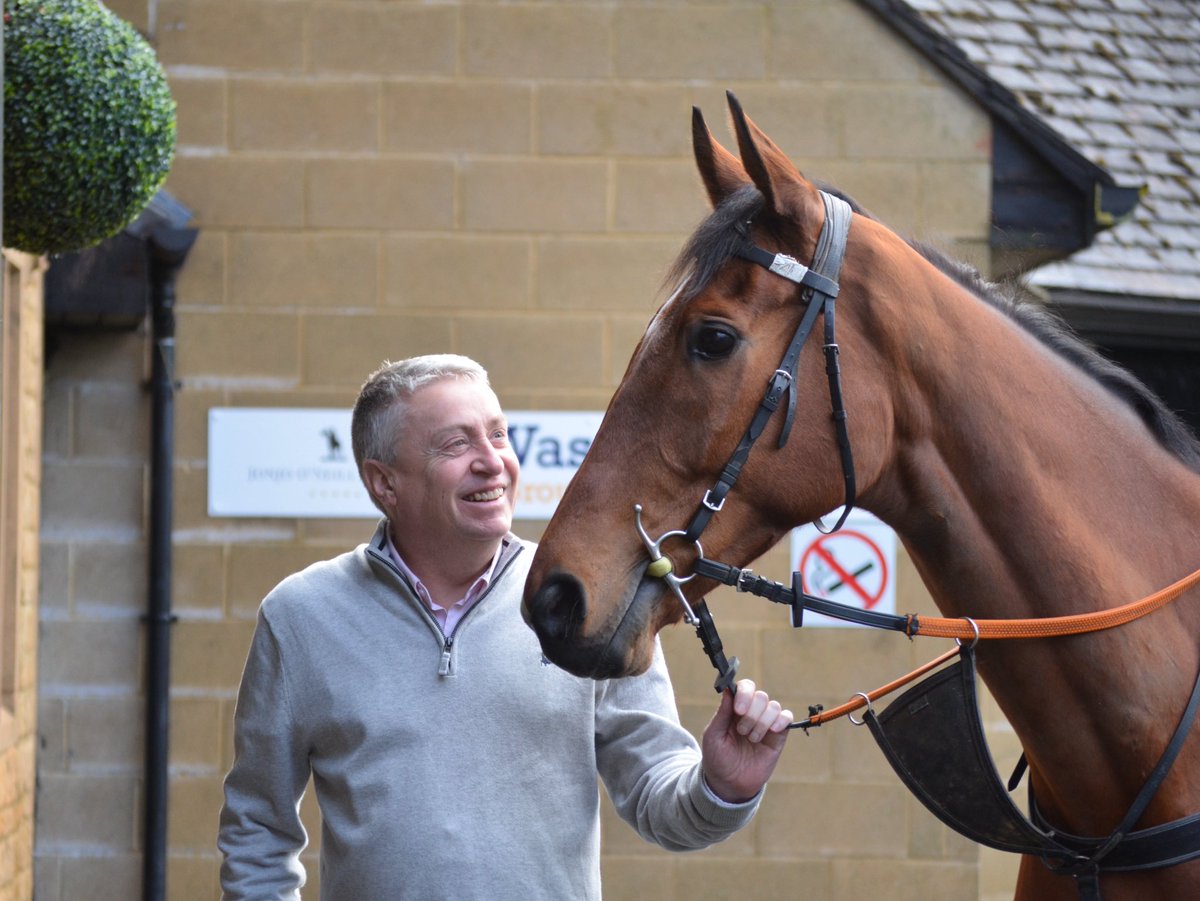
[668,184,1200,473]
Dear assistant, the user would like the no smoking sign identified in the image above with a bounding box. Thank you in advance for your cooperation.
[790,510,897,627]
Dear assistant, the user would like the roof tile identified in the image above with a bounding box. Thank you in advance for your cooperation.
[895,0,1200,301]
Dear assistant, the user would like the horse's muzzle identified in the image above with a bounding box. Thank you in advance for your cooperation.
[524,571,652,679]
[524,572,599,676]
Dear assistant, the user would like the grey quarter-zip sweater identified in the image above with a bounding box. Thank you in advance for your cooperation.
[218,521,759,901]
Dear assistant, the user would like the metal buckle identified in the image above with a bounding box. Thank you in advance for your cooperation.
[701,490,725,513]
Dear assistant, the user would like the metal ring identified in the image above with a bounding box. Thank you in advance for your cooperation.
[633,504,705,624]
[635,505,701,582]
[660,537,704,625]
[847,692,874,726]
[654,531,704,585]
[955,616,981,650]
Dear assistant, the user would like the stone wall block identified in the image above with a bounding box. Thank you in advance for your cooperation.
[177,311,300,382]
[456,315,606,390]
[613,7,766,80]
[307,159,456,231]
[613,160,709,234]
[35,774,138,850]
[231,80,379,153]
[537,84,694,157]
[536,237,676,313]
[382,83,533,156]
[157,0,305,72]
[384,236,533,311]
[310,5,457,76]
[769,0,925,82]
[39,462,145,541]
[299,314,453,387]
[38,622,142,692]
[464,6,612,78]
[229,234,380,310]
[170,76,228,150]
[463,160,608,233]
[167,158,306,230]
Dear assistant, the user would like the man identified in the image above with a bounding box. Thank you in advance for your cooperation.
[219,354,793,901]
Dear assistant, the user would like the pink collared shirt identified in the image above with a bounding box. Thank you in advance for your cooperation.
[386,536,500,636]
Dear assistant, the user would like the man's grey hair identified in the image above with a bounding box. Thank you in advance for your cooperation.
[351,354,490,480]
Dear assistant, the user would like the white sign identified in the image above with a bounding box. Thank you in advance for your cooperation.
[789,509,897,627]
[507,411,603,518]
[207,408,603,519]
[208,408,370,518]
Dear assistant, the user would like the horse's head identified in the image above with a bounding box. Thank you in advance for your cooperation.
[523,93,894,678]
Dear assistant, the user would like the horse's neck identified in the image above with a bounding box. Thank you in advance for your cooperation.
[867,269,1200,831]
[871,271,1200,622]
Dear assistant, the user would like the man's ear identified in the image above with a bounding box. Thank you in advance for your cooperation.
[361,459,399,511]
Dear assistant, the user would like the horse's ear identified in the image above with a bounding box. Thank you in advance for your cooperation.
[726,91,817,218]
[692,105,749,208]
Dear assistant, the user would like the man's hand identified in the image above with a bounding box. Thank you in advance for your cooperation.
[700,679,793,804]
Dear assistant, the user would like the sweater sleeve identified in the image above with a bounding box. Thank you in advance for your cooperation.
[593,638,759,851]
[218,607,311,900]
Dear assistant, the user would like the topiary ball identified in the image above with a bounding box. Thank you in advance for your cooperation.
[4,0,177,255]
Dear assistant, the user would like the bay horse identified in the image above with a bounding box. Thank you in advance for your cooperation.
[522,94,1200,900]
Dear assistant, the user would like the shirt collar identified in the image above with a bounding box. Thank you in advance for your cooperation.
[385,531,501,611]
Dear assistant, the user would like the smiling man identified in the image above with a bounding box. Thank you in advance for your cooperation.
[218,354,793,901]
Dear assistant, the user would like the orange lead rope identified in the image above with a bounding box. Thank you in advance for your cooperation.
[691,556,1200,729]
[798,646,963,729]
[907,564,1200,641]
[792,564,1200,731]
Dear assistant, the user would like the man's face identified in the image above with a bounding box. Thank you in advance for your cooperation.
[370,378,519,555]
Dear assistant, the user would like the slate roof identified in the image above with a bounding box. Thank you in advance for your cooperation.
[870,0,1200,303]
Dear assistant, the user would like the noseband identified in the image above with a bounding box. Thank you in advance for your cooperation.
[634,190,856,692]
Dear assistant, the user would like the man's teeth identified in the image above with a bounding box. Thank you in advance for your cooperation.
[466,487,504,502]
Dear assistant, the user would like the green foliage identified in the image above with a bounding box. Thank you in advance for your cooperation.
[3,0,177,255]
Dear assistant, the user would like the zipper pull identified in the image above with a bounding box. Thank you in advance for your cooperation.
[438,636,454,676]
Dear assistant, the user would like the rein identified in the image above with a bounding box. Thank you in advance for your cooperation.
[695,556,1200,727]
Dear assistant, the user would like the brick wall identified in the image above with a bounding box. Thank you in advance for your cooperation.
[1,251,47,901]
[34,1,1008,899]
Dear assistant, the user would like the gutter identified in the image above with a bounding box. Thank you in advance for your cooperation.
[143,225,197,901]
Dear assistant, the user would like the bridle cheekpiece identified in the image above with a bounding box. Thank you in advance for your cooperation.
[633,189,856,692]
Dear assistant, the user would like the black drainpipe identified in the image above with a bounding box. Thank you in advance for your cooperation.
[143,225,197,901]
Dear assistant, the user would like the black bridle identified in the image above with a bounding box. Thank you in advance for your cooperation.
[633,190,856,693]
[683,190,856,545]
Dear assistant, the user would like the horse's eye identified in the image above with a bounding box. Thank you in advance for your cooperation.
[692,323,739,360]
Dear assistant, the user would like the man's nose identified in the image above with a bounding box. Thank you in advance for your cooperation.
[471,441,505,473]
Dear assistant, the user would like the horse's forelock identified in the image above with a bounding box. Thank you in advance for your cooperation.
[665,185,764,302]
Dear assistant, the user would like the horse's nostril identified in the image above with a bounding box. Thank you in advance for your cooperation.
[532,573,587,641]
